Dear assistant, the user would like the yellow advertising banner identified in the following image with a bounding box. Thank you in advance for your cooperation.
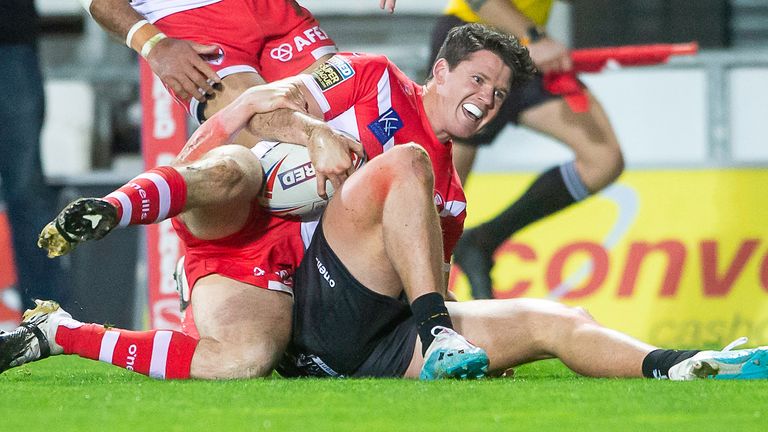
[450,169,768,347]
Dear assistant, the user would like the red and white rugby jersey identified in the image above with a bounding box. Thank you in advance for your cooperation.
[130,0,222,23]
[299,53,467,262]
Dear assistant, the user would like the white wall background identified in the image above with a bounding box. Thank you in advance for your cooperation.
[473,68,710,171]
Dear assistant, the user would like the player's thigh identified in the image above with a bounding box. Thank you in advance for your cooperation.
[321,145,432,291]
[519,91,621,161]
[320,172,396,292]
[192,274,293,362]
[177,144,263,239]
[324,143,431,226]
[400,298,557,378]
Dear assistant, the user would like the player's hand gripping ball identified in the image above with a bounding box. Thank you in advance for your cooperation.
[256,141,366,220]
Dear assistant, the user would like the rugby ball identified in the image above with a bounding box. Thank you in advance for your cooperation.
[255,141,365,219]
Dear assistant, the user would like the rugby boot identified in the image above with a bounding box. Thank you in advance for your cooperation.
[452,229,494,299]
[669,337,768,380]
[420,326,489,380]
[0,300,69,373]
[38,197,118,257]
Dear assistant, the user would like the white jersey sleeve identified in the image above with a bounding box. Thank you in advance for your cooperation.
[130,0,222,23]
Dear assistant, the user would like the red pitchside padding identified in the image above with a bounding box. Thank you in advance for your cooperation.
[0,209,21,327]
[140,60,189,330]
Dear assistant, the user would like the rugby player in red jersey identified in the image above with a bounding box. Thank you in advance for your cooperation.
[81,0,395,146]
[4,24,768,382]
[2,24,531,380]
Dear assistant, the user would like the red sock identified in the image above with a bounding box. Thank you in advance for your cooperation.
[103,166,187,228]
[55,323,199,379]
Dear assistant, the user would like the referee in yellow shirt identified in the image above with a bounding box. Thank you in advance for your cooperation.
[431,0,623,299]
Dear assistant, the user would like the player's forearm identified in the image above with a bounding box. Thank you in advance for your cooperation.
[472,0,539,41]
[246,109,329,148]
[175,100,257,163]
[87,0,144,41]
[87,0,166,57]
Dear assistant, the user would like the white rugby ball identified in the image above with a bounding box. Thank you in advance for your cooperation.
[255,141,365,219]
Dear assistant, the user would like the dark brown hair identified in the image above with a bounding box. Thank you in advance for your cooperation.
[428,23,536,86]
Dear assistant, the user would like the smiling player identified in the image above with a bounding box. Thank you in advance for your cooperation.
[4,24,533,380]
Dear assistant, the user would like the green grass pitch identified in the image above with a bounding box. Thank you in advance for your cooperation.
[2,356,767,432]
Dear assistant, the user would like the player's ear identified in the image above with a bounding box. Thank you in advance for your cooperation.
[432,58,449,85]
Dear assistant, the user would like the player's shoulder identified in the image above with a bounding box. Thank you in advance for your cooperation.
[333,52,392,72]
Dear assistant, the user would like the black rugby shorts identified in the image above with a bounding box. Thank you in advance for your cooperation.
[276,221,417,378]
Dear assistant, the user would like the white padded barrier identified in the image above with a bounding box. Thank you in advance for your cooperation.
[36,0,81,15]
[41,80,95,177]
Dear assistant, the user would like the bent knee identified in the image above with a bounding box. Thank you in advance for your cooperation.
[523,301,597,348]
[572,306,596,322]
[603,145,625,182]
[384,143,434,186]
[578,143,624,192]
[184,146,262,201]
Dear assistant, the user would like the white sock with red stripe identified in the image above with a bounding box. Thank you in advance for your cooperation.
[103,166,187,228]
[55,321,198,379]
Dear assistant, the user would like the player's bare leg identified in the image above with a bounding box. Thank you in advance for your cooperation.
[323,144,444,302]
[187,275,292,379]
[322,143,488,379]
[520,91,623,192]
[38,144,262,257]
[174,145,263,239]
[395,299,638,378]
[0,279,290,379]
[445,299,651,377]
[402,298,768,380]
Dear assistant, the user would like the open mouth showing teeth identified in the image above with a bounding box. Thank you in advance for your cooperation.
[462,103,483,121]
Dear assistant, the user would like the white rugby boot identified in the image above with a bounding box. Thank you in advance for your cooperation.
[420,326,489,380]
[668,337,768,380]
[0,300,72,373]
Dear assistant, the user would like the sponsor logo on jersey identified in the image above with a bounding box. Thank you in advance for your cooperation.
[271,26,331,62]
[368,108,403,145]
[270,43,294,62]
[253,266,265,277]
[312,56,355,91]
[278,161,317,190]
